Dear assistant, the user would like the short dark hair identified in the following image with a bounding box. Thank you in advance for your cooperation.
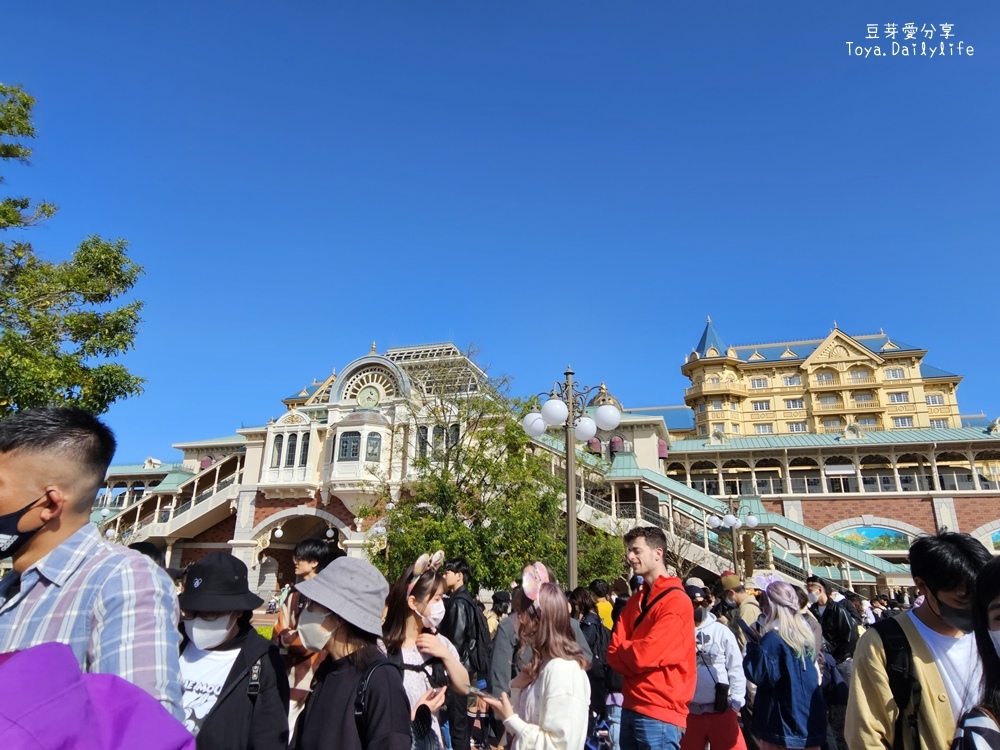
[623,525,667,552]
[128,541,165,568]
[443,557,470,583]
[589,579,610,599]
[294,538,334,570]
[973,556,1000,720]
[805,576,833,595]
[569,586,596,618]
[0,407,116,508]
[909,531,992,594]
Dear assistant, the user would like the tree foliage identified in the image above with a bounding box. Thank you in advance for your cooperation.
[0,84,144,416]
[364,351,627,590]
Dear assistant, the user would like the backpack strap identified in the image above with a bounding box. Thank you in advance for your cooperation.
[872,617,920,750]
[634,586,683,629]
[354,658,401,741]
[247,657,263,698]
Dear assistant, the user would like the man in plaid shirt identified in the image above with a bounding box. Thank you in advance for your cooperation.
[0,407,183,719]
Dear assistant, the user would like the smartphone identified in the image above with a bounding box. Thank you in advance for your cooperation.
[738,619,761,643]
[466,685,490,699]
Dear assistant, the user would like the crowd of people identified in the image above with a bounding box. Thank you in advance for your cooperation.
[0,406,999,750]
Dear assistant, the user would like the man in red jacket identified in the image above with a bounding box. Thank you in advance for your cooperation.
[607,526,696,750]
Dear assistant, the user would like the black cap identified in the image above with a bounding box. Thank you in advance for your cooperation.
[178,551,264,613]
[685,584,706,601]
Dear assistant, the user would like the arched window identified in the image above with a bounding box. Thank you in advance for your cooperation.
[433,426,445,453]
[447,424,460,449]
[285,434,298,467]
[271,435,283,468]
[299,433,310,467]
[339,431,361,461]
[366,433,382,461]
[417,427,429,459]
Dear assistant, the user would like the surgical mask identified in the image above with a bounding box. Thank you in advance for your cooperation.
[298,606,338,652]
[989,630,1000,657]
[929,593,975,634]
[0,493,48,560]
[807,591,820,604]
[186,615,237,650]
[417,600,446,631]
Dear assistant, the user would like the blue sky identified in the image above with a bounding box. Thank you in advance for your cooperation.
[4,1,999,463]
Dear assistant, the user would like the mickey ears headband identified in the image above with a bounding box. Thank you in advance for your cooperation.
[522,562,550,612]
[752,573,782,595]
[407,550,445,596]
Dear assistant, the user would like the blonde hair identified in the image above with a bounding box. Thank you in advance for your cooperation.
[761,581,818,660]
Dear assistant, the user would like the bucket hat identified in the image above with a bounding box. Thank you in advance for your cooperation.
[296,556,388,637]
[178,551,264,613]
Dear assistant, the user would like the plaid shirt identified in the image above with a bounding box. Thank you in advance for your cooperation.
[0,523,183,719]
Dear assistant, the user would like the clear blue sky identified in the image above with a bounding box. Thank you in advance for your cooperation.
[5,2,998,463]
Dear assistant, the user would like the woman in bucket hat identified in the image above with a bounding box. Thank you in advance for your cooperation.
[291,555,414,750]
[177,551,289,750]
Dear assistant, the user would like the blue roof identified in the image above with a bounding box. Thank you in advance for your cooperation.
[728,333,923,363]
[284,383,323,401]
[694,318,729,357]
[921,364,960,379]
[669,425,999,452]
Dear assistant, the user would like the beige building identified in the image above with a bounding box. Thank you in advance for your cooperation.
[680,319,962,439]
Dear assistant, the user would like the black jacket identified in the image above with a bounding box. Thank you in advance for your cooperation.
[441,586,476,672]
[182,627,290,750]
[810,598,859,663]
[293,651,412,750]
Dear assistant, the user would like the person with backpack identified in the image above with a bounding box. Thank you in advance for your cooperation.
[291,555,413,750]
[681,584,747,750]
[176,552,290,750]
[952,554,1000,748]
[383,550,471,747]
[482,563,591,750]
[441,557,493,750]
[570,587,612,720]
[846,532,992,750]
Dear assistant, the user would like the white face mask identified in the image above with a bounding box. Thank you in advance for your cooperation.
[416,600,446,631]
[298,606,337,652]
[807,591,820,604]
[990,630,1000,657]
[187,615,237,651]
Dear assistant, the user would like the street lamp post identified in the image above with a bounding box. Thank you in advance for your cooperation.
[521,367,621,590]
[707,498,759,580]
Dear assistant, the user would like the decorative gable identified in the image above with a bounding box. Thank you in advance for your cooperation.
[803,331,884,369]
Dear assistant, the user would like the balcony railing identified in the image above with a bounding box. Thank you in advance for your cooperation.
[812,377,841,388]
[817,403,845,411]
[685,381,748,399]
[846,376,877,385]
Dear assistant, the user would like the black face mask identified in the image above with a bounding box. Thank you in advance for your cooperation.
[693,605,708,624]
[928,590,975,634]
[0,493,48,559]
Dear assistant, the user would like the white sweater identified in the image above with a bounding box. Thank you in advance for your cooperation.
[504,658,591,750]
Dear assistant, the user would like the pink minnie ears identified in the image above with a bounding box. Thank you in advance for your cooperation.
[407,550,445,595]
[752,573,782,594]
[522,562,550,608]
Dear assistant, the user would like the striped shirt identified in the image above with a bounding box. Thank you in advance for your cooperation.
[0,523,183,719]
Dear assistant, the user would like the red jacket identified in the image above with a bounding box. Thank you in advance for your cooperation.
[607,574,696,729]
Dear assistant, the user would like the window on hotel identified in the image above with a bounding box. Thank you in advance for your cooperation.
[788,422,807,433]
[893,417,914,428]
[885,368,905,379]
[782,375,802,387]
[926,394,944,406]
[755,424,774,435]
[338,431,361,461]
[750,378,768,389]
[753,400,771,412]
[785,399,804,410]
[732,424,740,434]
[816,373,835,384]
[366,433,381,461]
[889,392,910,404]
[712,400,723,411]
[930,419,948,429]
[858,418,877,426]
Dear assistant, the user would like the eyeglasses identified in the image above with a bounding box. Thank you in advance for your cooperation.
[180,611,231,622]
[302,598,332,616]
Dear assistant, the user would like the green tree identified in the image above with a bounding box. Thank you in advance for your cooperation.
[364,351,626,590]
[0,84,144,415]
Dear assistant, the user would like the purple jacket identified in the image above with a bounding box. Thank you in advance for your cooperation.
[0,642,195,750]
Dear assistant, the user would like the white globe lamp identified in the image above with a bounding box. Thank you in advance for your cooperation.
[273,527,283,539]
[707,516,722,529]
[541,398,569,426]
[595,404,622,431]
[325,527,335,539]
[723,513,738,528]
[574,416,598,441]
[522,412,547,437]
[745,515,759,528]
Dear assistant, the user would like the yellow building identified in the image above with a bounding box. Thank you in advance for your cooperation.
[681,319,963,439]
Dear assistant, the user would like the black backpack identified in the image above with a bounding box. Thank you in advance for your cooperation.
[355,659,441,750]
[580,614,612,714]
[872,617,921,750]
[453,590,493,678]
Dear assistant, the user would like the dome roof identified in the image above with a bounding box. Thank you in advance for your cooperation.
[587,383,622,412]
[336,409,391,428]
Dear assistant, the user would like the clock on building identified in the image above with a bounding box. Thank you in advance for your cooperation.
[358,385,381,407]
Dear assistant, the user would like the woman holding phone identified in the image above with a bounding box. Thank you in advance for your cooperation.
[483,563,591,750]
[383,550,470,746]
